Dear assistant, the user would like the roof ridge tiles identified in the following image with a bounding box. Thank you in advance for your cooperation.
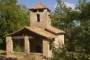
[30,3,50,11]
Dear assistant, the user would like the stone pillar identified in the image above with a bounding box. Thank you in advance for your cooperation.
[6,36,13,54]
[43,40,48,57]
[43,40,52,58]
[24,36,30,53]
[47,42,52,58]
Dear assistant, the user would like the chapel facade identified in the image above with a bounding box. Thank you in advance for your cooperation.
[6,3,65,59]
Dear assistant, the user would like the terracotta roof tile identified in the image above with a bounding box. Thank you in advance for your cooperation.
[30,3,50,11]
[26,26,56,39]
[46,26,65,34]
[7,26,56,40]
[6,28,25,36]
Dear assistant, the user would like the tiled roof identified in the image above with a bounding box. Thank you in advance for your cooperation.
[30,3,50,11]
[26,26,55,39]
[7,26,56,40]
[46,26,65,34]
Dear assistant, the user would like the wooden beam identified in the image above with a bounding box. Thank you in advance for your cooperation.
[12,36,34,39]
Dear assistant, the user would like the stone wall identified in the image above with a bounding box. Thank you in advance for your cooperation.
[30,9,51,29]
[54,34,64,48]
[43,39,52,58]
[6,36,13,54]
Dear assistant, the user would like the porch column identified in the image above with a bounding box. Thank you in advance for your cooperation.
[24,36,30,53]
[43,40,48,57]
[6,36,13,54]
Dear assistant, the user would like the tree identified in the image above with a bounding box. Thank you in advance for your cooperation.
[75,0,90,57]
[0,0,29,49]
[51,0,80,51]
[51,0,90,59]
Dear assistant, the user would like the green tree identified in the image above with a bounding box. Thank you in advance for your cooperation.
[51,0,90,59]
[51,0,79,51]
[75,0,90,58]
[0,0,29,49]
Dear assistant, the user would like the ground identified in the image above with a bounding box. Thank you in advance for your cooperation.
[0,50,17,60]
[0,50,43,60]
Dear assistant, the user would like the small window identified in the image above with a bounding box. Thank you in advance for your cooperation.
[38,9,43,12]
[32,10,37,12]
[37,14,40,22]
[36,45,41,53]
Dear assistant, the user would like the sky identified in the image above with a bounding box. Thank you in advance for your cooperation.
[17,0,89,12]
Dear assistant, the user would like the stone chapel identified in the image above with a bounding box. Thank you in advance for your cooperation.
[6,3,65,59]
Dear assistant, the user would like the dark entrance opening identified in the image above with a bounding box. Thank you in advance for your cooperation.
[36,45,41,53]
[30,39,42,53]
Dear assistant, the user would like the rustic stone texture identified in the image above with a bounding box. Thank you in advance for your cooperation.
[43,40,48,57]
[46,10,51,27]
[43,39,52,58]
[54,34,64,48]
[24,36,30,53]
[47,43,52,58]
[6,36,13,54]
[30,9,51,29]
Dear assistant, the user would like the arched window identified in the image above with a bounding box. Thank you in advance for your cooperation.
[37,14,40,22]
[36,45,41,53]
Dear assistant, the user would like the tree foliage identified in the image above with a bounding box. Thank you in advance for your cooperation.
[51,0,90,59]
[0,0,29,49]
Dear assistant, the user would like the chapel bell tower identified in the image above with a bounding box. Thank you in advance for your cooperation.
[30,3,51,29]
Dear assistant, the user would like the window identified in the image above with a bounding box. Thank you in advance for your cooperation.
[32,10,37,12]
[36,45,41,53]
[37,14,40,22]
[38,9,43,12]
